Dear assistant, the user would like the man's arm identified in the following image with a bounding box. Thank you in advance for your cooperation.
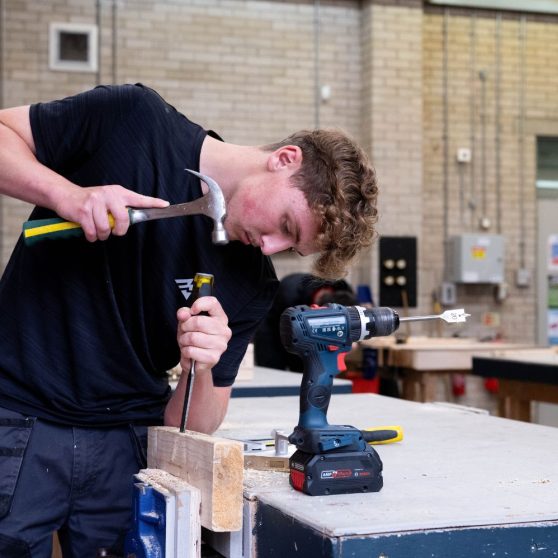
[0,105,69,206]
[165,369,232,434]
[0,104,168,241]
[165,296,233,434]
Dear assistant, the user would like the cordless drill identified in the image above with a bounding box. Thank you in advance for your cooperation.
[280,303,400,496]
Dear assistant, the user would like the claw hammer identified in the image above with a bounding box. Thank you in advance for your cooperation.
[22,169,229,245]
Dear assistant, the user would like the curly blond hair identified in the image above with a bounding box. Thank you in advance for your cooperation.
[264,130,378,280]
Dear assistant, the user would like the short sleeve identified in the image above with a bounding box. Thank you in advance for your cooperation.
[29,84,147,175]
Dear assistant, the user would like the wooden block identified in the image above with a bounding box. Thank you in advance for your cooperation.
[136,469,202,558]
[244,453,290,472]
[148,427,244,532]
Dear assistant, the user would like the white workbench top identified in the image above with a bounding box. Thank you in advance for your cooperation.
[217,394,558,538]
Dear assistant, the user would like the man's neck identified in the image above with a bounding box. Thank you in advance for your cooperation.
[199,135,265,199]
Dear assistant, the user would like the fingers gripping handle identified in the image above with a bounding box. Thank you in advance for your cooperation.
[179,273,214,433]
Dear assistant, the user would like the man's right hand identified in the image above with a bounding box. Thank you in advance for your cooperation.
[0,105,168,242]
[53,184,169,242]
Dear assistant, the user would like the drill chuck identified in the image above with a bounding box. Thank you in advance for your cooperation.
[359,307,400,339]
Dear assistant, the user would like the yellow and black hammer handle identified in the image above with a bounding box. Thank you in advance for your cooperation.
[22,212,124,245]
[362,425,404,445]
[22,203,194,246]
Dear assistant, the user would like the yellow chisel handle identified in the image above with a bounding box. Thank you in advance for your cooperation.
[22,213,123,246]
[362,425,403,445]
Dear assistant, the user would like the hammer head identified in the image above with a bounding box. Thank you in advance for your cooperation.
[185,169,229,245]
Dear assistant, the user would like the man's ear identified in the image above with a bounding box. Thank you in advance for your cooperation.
[267,145,302,172]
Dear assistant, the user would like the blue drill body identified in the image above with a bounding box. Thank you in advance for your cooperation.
[279,303,399,495]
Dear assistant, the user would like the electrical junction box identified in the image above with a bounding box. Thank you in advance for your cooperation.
[446,234,505,284]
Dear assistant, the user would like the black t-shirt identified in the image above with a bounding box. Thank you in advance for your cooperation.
[0,84,278,426]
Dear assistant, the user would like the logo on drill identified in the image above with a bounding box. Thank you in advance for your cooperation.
[321,469,353,479]
[175,278,194,301]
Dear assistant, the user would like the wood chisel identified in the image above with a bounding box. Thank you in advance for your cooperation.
[179,272,214,433]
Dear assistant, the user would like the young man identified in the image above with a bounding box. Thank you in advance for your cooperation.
[0,83,377,556]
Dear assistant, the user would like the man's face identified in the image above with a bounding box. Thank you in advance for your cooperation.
[224,173,320,257]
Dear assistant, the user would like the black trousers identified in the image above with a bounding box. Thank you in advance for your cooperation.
[0,406,147,558]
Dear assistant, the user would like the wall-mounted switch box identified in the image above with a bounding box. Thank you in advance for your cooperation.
[446,234,504,284]
[379,236,417,307]
[516,268,531,288]
[457,147,472,163]
[440,281,457,305]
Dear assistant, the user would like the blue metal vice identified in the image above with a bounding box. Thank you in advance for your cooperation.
[123,478,167,558]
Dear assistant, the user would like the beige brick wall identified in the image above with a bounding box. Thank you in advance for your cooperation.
[2,0,558,344]
[422,9,558,342]
[0,0,362,278]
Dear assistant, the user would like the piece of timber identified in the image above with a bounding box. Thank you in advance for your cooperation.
[244,452,290,472]
[136,469,202,558]
[147,427,244,532]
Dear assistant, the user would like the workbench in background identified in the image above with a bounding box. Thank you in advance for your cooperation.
[216,393,558,558]
[360,336,534,403]
[473,347,558,422]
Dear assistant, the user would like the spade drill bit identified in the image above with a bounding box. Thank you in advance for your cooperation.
[399,308,471,324]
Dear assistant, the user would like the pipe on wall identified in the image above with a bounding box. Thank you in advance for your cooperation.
[313,0,321,129]
[442,8,450,277]
[479,68,487,227]
[95,0,118,85]
[468,12,477,229]
[495,13,502,233]
[112,0,117,84]
[96,0,101,85]
[517,15,527,269]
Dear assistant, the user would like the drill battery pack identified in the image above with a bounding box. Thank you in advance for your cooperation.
[289,445,383,496]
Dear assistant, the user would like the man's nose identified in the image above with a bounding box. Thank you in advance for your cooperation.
[260,235,292,256]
